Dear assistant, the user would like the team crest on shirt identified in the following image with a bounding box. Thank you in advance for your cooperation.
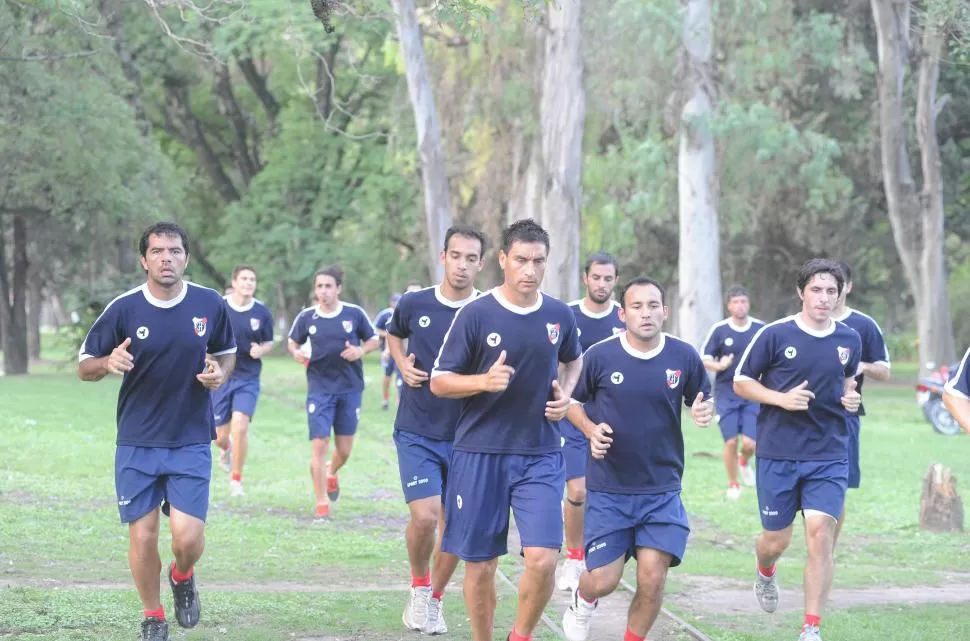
[250,317,261,331]
[419,315,431,328]
[192,316,208,337]
[725,337,734,347]
[546,323,561,345]
[838,346,851,366]
[610,371,624,385]
[342,320,353,333]
[309,325,317,335]
[487,332,502,347]
[136,326,149,340]
[665,369,682,389]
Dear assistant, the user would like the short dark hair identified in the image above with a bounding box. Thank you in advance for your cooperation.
[139,222,189,257]
[584,251,619,275]
[314,265,343,287]
[619,276,666,308]
[500,218,550,254]
[406,280,423,289]
[834,260,852,284]
[725,285,749,302]
[232,265,257,280]
[443,224,486,256]
[796,258,844,295]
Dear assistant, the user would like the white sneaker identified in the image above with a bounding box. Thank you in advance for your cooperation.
[423,595,447,635]
[726,484,742,500]
[754,571,780,613]
[799,624,822,641]
[229,480,245,497]
[562,589,597,641]
[558,558,585,591]
[402,586,431,631]
[219,447,232,473]
[740,460,756,487]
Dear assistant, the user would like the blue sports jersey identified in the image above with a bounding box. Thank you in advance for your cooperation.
[432,289,582,455]
[574,333,710,494]
[387,286,477,441]
[946,346,970,399]
[568,299,625,351]
[79,282,237,448]
[735,315,862,460]
[224,297,274,381]
[833,308,890,415]
[374,307,394,350]
[701,317,765,403]
[288,303,376,394]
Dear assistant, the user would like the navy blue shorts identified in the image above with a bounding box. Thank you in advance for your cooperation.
[394,429,453,503]
[211,378,260,425]
[383,355,397,377]
[584,490,689,570]
[756,458,848,530]
[846,414,861,489]
[561,421,588,481]
[115,444,211,523]
[307,392,361,439]
[716,399,758,442]
[442,451,565,561]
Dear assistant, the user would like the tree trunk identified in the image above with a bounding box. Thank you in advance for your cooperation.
[870,0,955,374]
[3,214,29,375]
[536,0,585,301]
[388,0,453,283]
[919,463,964,533]
[676,0,721,347]
[26,263,42,361]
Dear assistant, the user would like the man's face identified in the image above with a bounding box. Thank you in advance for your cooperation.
[798,272,840,324]
[441,235,483,292]
[314,274,340,306]
[140,233,188,287]
[232,270,257,298]
[727,295,750,320]
[620,284,667,342]
[498,241,547,297]
[583,262,617,305]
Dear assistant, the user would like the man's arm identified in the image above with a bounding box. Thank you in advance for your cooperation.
[558,355,583,398]
[943,391,970,435]
[734,378,814,411]
[566,401,597,439]
[78,356,111,382]
[430,372,489,398]
[860,361,891,382]
[213,352,236,380]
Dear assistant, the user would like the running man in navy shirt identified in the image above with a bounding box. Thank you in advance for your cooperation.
[374,292,402,411]
[430,219,583,641]
[78,222,236,641]
[734,259,862,641]
[559,251,625,593]
[387,225,485,635]
[831,261,890,540]
[560,277,712,641]
[701,285,765,499]
[212,265,274,497]
[944,346,970,433]
[287,265,379,521]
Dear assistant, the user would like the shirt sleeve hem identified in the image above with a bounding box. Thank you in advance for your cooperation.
[733,374,755,382]
[211,347,237,356]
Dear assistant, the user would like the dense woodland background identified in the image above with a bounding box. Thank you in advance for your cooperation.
[1,0,968,376]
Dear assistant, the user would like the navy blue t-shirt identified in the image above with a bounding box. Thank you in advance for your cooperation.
[735,315,862,461]
[432,289,582,454]
[575,333,710,494]
[833,308,890,415]
[79,282,237,448]
[568,299,626,350]
[945,346,970,399]
[388,286,478,441]
[288,303,377,394]
[701,318,765,405]
[224,297,274,381]
[374,307,394,350]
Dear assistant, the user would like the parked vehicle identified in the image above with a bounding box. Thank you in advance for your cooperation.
[916,363,962,436]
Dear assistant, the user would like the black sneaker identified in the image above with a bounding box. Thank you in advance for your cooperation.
[140,616,169,641]
[168,565,201,628]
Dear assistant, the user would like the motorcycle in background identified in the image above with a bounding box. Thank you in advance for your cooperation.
[915,362,962,436]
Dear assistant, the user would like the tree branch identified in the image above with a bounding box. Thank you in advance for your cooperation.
[0,50,97,62]
[237,55,281,130]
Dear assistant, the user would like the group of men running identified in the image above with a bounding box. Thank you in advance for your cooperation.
[80,219,894,641]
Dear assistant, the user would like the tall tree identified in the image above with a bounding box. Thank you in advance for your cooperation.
[676,0,720,346]
[870,0,956,374]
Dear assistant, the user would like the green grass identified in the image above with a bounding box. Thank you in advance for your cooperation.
[1,356,969,639]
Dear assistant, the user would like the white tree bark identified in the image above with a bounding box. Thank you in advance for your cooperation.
[389,0,452,282]
[677,0,721,347]
[871,0,955,373]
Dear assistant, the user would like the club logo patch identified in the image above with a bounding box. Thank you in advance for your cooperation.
[309,325,317,335]
[487,332,502,347]
[610,371,624,385]
[665,369,682,389]
[342,320,353,333]
[250,318,261,331]
[838,346,851,366]
[419,316,431,328]
[784,346,797,359]
[136,326,149,340]
[725,337,734,347]
[192,316,208,337]
[546,323,561,345]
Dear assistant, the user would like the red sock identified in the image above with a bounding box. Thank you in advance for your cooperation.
[739,455,749,466]
[143,606,165,620]
[624,629,646,641]
[578,588,597,604]
[566,547,584,561]
[758,563,776,578]
[411,571,431,588]
[804,614,821,628]
[219,442,229,452]
[231,472,242,482]
[432,590,444,601]
[508,630,531,641]
[383,391,389,401]
[170,562,193,583]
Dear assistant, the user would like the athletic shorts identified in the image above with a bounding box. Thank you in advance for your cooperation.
[211,378,260,424]
[584,490,689,569]
[756,458,849,530]
[115,444,211,523]
[307,392,362,439]
[716,399,758,442]
[560,420,588,481]
[394,429,453,503]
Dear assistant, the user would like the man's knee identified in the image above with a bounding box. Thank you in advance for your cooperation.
[725,437,738,449]
[804,516,836,553]
[760,528,793,556]
[741,437,756,454]
[635,561,668,595]
[466,558,498,580]
[231,413,250,433]
[409,500,440,534]
[129,519,160,550]
[523,548,558,576]
[566,487,586,507]
[584,561,623,596]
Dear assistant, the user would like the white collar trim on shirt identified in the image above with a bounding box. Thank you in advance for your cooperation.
[576,298,617,319]
[141,281,188,309]
[831,307,853,322]
[793,313,836,338]
[434,285,479,309]
[314,302,344,319]
[619,332,666,360]
[727,317,753,332]
[491,287,543,315]
[224,295,255,312]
